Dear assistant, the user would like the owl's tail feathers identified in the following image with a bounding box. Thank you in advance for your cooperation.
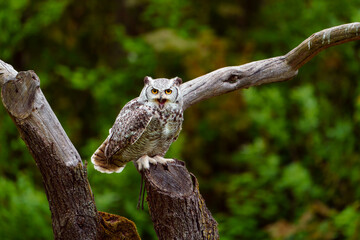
[91,139,125,174]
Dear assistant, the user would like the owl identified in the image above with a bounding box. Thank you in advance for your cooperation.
[91,76,183,173]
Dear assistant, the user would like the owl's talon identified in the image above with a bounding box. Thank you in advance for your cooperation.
[136,155,157,171]
[153,155,175,165]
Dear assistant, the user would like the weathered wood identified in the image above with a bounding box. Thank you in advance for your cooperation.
[0,70,140,240]
[1,70,101,239]
[0,59,17,85]
[144,160,219,240]
[286,23,360,69]
[181,22,360,110]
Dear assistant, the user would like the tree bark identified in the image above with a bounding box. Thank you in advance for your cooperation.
[144,160,219,240]
[0,69,140,240]
[180,22,360,110]
[1,22,360,239]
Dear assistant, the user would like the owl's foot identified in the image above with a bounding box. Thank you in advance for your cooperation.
[136,155,175,171]
[136,155,157,171]
[153,155,175,165]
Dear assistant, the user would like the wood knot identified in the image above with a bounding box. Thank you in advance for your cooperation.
[1,70,40,119]
[224,71,244,84]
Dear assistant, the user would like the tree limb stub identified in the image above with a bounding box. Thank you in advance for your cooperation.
[1,70,100,239]
[0,59,18,86]
[144,160,219,240]
[0,70,140,240]
[181,22,360,110]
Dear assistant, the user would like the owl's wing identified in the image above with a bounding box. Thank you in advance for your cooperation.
[104,98,153,159]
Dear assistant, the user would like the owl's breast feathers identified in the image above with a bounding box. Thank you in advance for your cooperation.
[91,98,183,173]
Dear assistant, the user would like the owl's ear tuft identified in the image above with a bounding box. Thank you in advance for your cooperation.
[173,77,182,86]
[144,76,152,85]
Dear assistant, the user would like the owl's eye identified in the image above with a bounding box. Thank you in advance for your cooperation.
[165,89,172,95]
[151,89,159,94]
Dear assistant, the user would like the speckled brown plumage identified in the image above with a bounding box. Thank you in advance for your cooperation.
[91,76,183,173]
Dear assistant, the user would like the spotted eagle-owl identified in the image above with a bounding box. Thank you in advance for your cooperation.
[91,76,183,173]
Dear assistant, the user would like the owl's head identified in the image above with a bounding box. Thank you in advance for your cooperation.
[139,76,183,111]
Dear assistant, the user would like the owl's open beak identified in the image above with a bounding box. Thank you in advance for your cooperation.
[157,97,167,110]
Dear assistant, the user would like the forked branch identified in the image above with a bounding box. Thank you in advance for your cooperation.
[1,22,360,240]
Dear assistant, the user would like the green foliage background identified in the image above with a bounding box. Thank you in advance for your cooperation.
[1,0,360,239]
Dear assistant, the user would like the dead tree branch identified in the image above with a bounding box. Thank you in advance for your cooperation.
[0,67,140,240]
[181,22,360,110]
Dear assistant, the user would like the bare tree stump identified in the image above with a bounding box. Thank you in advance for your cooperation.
[144,160,219,240]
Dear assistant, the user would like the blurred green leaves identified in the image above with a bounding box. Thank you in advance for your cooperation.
[0,175,52,240]
[0,0,69,59]
[334,203,360,239]
[279,162,314,199]
[1,0,360,239]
